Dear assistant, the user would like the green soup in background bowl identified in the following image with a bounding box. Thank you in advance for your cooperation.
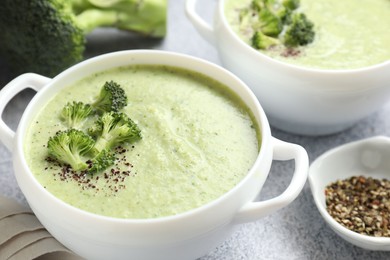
[0,50,308,260]
[225,0,390,70]
[186,0,390,136]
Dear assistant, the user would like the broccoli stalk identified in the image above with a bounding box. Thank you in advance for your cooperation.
[89,112,142,155]
[47,129,95,171]
[0,0,167,77]
[60,101,93,128]
[92,81,128,113]
[75,0,166,35]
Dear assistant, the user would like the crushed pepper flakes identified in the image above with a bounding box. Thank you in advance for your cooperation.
[325,176,390,237]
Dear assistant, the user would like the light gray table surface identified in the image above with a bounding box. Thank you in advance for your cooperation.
[1,1,390,259]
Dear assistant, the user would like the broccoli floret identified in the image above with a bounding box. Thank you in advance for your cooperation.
[257,9,283,36]
[92,81,128,113]
[283,13,315,47]
[47,129,95,171]
[282,0,300,11]
[89,112,141,154]
[0,0,167,77]
[268,0,300,25]
[251,0,265,11]
[251,31,280,50]
[247,0,314,49]
[88,149,115,173]
[47,80,135,174]
[60,101,93,128]
[248,1,283,36]
[252,0,292,19]
[47,128,116,173]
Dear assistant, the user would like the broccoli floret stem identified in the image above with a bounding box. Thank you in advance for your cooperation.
[70,0,95,14]
[92,121,141,154]
[116,0,167,37]
[72,0,167,37]
[61,101,92,128]
[93,137,112,155]
[75,9,118,33]
[89,112,142,155]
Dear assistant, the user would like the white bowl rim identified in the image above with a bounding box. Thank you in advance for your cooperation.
[309,136,390,245]
[17,49,272,225]
[219,0,390,75]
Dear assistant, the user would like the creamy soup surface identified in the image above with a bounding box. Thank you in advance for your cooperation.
[25,65,260,219]
[225,0,390,69]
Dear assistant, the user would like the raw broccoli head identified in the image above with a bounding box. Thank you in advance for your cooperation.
[283,13,315,47]
[92,81,128,113]
[47,129,95,171]
[0,0,85,77]
[89,111,141,154]
[251,31,280,50]
[60,101,93,128]
[0,0,167,77]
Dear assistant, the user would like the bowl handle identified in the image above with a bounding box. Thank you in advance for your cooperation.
[185,0,216,45]
[233,137,309,224]
[0,73,51,151]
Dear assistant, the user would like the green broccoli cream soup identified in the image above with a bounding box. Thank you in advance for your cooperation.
[24,65,260,219]
[225,0,390,70]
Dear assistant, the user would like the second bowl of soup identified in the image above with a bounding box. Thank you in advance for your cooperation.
[186,0,390,135]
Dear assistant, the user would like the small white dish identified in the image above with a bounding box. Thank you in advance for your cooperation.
[309,136,390,251]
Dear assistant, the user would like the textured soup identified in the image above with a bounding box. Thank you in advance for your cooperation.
[25,65,260,219]
[225,0,390,69]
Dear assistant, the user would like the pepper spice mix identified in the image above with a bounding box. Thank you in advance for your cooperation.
[325,176,390,237]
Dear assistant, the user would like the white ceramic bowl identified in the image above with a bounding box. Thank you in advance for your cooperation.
[0,50,309,260]
[186,0,390,136]
[309,136,390,250]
